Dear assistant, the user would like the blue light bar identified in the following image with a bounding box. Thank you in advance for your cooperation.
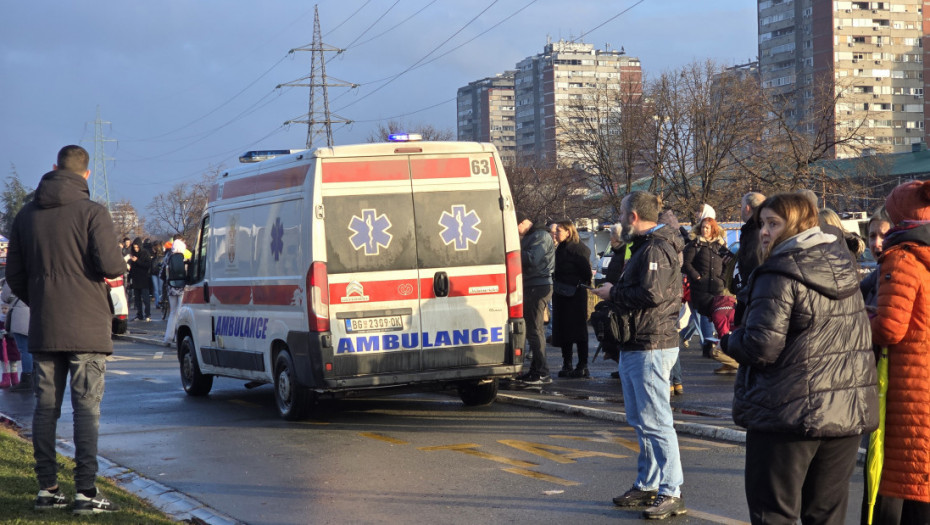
[388,133,422,142]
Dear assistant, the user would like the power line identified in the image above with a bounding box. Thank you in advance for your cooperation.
[333,0,500,113]
[352,0,538,86]
[343,0,440,51]
[571,0,648,43]
[351,96,456,123]
[323,0,371,37]
[338,0,401,51]
[122,54,291,142]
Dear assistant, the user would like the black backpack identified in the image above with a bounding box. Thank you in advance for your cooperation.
[589,300,632,362]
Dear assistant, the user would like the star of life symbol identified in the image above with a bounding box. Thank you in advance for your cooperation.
[349,209,393,256]
[439,205,481,251]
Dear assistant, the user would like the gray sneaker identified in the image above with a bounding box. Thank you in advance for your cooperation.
[35,488,68,510]
[642,494,686,520]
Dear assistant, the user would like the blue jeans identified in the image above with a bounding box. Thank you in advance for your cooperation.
[32,353,106,492]
[618,348,683,497]
[13,333,31,373]
[151,275,162,305]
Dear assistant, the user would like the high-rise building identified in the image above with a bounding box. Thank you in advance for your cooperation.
[758,0,925,157]
[512,40,642,165]
[456,72,517,165]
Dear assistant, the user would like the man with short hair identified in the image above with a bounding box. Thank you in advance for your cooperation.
[593,191,686,520]
[7,145,127,515]
[729,192,765,295]
[514,212,555,385]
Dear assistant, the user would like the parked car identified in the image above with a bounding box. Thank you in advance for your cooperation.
[106,276,128,334]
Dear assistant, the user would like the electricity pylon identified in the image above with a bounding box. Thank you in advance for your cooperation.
[280,5,357,148]
[89,106,116,210]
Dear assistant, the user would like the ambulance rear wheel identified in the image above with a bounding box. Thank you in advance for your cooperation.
[458,379,498,406]
[274,350,312,420]
[180,336,213,396]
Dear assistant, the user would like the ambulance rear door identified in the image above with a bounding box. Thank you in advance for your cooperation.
[320,156,422,377]
[410,152,509,370]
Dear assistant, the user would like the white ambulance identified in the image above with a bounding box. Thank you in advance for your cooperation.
[173,139,526,419]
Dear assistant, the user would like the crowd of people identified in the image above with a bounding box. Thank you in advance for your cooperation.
[515,183,929,524]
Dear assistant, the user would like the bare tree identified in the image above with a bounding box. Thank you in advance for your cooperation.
[556,84,647,216]
[366,120,454,142]
[507,163,591,223]
[146,167,220,241]
[0,163,32,238]
[646,61,765,222]
[109,199,144,240]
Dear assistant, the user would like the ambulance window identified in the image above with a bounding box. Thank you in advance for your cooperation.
[323,194,417,274]
[413,189,504,268]
[192,215,209,282]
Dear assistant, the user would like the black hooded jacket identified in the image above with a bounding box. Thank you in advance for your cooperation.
[721,227,878,437]
[6,170,126,354]
[609,224,684,351]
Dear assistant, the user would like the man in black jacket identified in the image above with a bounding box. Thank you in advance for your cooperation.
[730,192,765,294]
[7,145,127,515]
[593,191,686,520]
[514,213,555,385]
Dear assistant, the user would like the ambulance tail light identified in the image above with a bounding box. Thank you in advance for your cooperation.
[306,262,330,332]
[505,250,523,318]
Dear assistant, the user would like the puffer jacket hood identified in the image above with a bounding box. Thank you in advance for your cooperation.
[34,170,90,209]
[765,227,859,301]
[723,226,877,438]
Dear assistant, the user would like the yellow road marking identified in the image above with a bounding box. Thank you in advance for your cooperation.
[108,370,129,375]
[499,440,627,463]
[501,467,580,486]
[360,432,409,445]
[106,355,143,362]
[419,443,537,468]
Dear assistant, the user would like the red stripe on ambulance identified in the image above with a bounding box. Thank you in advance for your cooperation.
[182,285,299,306]
[329,278,419,304]
[221,166,308,199]
[322,160,409,183]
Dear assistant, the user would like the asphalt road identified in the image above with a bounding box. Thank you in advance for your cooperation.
[0,336,869,525]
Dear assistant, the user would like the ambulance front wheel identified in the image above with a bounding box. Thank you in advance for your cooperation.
[274,349,314,421]
[458,379,498,406]
[180,335,213,396]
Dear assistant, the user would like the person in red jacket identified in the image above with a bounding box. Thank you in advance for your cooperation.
[869,180,930,524]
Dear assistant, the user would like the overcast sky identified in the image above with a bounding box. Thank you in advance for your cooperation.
[0,0,757,215]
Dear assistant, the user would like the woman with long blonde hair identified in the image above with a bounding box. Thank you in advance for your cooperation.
[720,193,877,524]
[551,220,592,378]
[681,216,730,368]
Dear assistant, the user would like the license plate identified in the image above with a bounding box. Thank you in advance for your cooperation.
[345,315,404,333]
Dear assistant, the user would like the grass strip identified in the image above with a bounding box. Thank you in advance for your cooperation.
[0,422,177,524]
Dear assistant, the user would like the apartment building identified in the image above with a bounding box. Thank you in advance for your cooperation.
[512,40,642,165]
[456,72,517,165]
[758,0,925,157]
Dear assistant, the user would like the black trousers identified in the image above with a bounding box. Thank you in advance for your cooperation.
[523,284,552,377]
[745,430,860,525]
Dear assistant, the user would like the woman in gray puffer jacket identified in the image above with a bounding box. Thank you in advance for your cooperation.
[720,193,877,525]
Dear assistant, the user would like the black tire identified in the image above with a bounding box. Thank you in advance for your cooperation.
[274,350,313,421]
[179,335,213,396]
[458,379,498,406]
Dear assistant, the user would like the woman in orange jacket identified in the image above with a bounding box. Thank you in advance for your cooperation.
[870,180,930,524]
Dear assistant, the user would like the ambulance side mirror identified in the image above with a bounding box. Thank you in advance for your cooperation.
[166,253,189,288]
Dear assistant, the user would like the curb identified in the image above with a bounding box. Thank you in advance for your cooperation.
[0,411,240,525]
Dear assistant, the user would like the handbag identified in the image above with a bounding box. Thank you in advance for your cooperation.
[552,281,577,297]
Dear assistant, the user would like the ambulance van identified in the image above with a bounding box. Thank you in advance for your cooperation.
[173,139,526,419]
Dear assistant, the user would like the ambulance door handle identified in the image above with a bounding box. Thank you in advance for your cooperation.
[433,272,449,298]
[203,282,210,303]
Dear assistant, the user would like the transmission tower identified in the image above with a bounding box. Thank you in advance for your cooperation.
[280,5,357,148]
[89,106,116,210]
